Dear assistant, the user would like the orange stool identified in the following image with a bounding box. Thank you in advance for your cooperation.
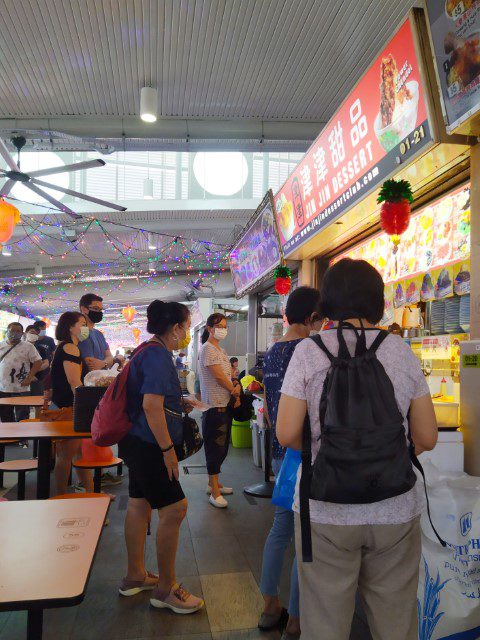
[73,457,123,493]
[48,492,107,500]
[0,439,20,488]
[0,459,38,500]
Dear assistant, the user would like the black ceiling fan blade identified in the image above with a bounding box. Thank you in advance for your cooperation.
[31,177,127,212]
[26,182,82,220]
[0,180,15,197]
[0,139,19,171]
[28,159,106,178]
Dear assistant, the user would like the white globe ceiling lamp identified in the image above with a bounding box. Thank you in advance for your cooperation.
[140,87,158,123]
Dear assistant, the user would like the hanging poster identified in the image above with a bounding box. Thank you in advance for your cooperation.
[426,0,480,133]
[453,259,471,294]
[274,17,432,256]
[230,190,281,298]
[432,265,455,299]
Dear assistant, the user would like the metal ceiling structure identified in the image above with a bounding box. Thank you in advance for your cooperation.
[0,0,419,316]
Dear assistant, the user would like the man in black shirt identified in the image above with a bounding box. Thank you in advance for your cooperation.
[31,320,56,393]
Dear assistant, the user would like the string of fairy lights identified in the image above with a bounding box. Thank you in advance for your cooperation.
[0,195,233,318]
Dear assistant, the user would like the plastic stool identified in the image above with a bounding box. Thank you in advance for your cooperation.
[0,459,38,500]
[0,439,20,488]
[73,457,123,493]
[48,492,107,500]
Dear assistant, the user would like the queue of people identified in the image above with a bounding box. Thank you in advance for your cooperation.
[0,257,438,638]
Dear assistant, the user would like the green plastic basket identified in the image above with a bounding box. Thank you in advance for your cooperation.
[232,422,252,448]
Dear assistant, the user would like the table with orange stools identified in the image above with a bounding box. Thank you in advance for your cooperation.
[0,422,90,499]
[0,496,110,640]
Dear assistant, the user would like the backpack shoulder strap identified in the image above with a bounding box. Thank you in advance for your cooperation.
[309,335,334,363]
[368,330,389,354]
[300,414,313,562]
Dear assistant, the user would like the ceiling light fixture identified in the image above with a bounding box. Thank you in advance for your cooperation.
[2,245,11,256]
[143,177,154,199]
[35,264,43,278]
[140,86,158,123]
[148,233,156,250]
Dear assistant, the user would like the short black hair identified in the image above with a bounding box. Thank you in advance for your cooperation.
[25,325,37,333]
[146,300,190,336]
[55,311,85,343]
[321,258,385,324]
[7,322,23,331]
[33,320,46,331]
[230,357,238,365]
[79,293,103,309]
[285,286,321,325]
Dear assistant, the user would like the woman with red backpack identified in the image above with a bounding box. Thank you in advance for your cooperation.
[276,259,438,640]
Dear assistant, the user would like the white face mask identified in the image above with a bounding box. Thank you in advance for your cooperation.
[214,327,228,341]
[78,326,90,342]
[26,333,39,343]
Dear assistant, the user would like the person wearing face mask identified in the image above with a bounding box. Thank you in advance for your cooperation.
[24,326,50,396]
[50,311,94,496]
[258,286,323,640]
[0,322,43,424]
[78,293,114,373]
[198,313,240,508]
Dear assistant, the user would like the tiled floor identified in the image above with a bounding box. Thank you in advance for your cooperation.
[0,441,372,640]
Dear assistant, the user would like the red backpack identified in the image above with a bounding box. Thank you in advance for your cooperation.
[91,341,161,446]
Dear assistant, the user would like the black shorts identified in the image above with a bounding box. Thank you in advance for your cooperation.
[118,433,185,509]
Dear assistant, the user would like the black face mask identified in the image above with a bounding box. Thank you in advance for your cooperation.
[87,310,103,324]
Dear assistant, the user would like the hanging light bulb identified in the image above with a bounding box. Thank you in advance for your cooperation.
[140,86,158,123]
[2,245,12,256]
[143,177,154,199]
[35,264,43,278]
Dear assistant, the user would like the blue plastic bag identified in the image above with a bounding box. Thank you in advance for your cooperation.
[271,448,301,511]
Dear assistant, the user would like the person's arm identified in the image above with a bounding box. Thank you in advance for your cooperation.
[62,344,83,393]
[143,393,179,480]
[262,386,271,429]
[409,394,438,455]
[104,348,114,368]
[22,359,43,387]
[207,363,238,395]
[276,395,307,450]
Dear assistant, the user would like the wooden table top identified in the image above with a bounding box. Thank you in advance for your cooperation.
[0,497,110,609]
[0,395,44,406]
[0,422,91,439]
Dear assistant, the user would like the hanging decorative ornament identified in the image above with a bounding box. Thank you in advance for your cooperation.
[40,317,51,328]
[274,265,292,296]
[377,179,414,254]
[122,305,137,324]
[0,199,20,244]
[132,327,141,345]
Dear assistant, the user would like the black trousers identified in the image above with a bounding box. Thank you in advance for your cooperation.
[0,391,30,422]
[201,407,232,476]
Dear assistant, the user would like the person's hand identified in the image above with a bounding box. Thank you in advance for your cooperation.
[20,377,33,387]
[183,400,195,414]
[163,447,179,481]
[85,357,106,371]
[232,383,241,398]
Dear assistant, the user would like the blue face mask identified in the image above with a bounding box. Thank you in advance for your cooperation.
[39,329,46,337]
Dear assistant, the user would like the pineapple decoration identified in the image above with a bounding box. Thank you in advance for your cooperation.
[274,265,292,296]
[377,178,414,254]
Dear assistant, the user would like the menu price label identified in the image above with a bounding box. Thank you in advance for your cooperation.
[274,18,431,256]
[463,354,480,368]
[427,0,480,132]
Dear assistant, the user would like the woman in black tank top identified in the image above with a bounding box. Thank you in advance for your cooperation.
[51,312,94,496]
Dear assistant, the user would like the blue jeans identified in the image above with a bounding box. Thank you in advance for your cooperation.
[259,458,300,618]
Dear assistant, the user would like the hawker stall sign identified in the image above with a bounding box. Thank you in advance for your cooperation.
[427,0,480,133]
[274,18,432,256]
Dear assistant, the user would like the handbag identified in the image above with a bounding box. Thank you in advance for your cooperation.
[271,448,301,511]
[164,405,203,462]
[73,386,107,433]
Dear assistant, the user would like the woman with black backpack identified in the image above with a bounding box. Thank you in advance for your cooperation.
[276,259,438,640]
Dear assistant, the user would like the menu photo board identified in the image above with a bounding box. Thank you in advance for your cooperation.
[274,16,434,257]
[426,0,480,133]
[229,190,282,298]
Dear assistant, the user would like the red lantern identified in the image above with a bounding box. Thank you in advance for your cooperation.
[122,305,136,324]
[132,327,140,345]
[377,179,413,253]
[274,266,292,296]
[0,199,20,243]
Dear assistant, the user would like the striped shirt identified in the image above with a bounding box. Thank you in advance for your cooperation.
[198,342,231,408]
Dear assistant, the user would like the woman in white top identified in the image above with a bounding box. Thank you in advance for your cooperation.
[277,259,438,640]
[198,313,241,508]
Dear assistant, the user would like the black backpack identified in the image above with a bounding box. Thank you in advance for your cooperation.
[300,321,445,562]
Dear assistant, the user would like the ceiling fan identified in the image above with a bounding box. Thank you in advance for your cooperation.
[0,136,127,220]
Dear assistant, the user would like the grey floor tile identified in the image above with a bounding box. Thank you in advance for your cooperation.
[192,535,250,575]
[212,631,280,640]
[0,611,25,640]
[200,572,264,633]
[70,576,209,639]
[131,636,212,640]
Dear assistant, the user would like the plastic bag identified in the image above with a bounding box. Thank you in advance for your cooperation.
[417,461,480,640]
[84,364,120,388]
[271,448,301,511]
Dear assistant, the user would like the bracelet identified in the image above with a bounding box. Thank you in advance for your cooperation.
[160,443,174,453]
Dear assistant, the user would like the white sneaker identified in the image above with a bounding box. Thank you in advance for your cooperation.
[206,486,233,496]
[209,494,228,508]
